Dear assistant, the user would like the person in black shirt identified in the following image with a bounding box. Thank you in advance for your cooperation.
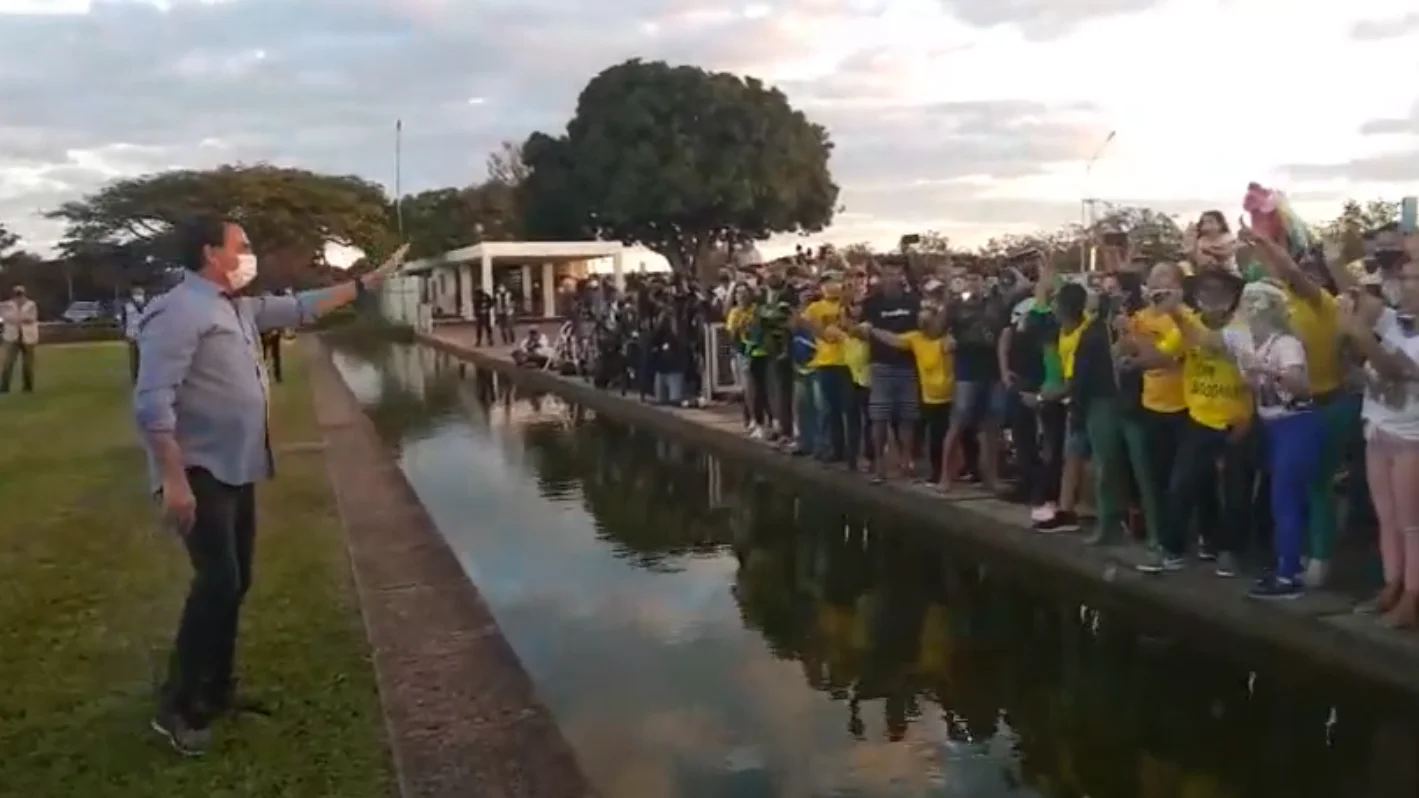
[647,306,690,405]
[472,287,494,346]
[999,275,1048,504]
[858,260,921,482]
[942,271,1008,491]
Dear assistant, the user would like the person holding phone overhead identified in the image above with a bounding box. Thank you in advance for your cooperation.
[134,215,409,756]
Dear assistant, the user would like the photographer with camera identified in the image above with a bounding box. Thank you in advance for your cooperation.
[646,295,690,405]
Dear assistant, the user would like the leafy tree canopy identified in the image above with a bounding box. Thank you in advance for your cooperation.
[0,221,18,260]
[1317,199,1399,263]
[520,59,839,274]
[399,141,527,260]
[47,164,397,289]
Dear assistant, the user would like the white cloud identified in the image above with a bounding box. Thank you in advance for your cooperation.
[0,0,1416,258]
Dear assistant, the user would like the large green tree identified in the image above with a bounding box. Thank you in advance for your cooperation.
[520,59,840,274]
[1317,199,1400,263]
[47,164,397,290]
[0,221,18,260]
[398,141,526,260]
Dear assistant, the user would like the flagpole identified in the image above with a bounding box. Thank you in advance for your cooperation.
[395,118,404,235]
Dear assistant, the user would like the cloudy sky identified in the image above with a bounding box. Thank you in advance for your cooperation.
[1,0,1417,258]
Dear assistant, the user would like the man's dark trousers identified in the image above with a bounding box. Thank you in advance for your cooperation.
[161,467,256,721]
[814,365,851,460]
[0,341,34,392]
[128,341,141,385]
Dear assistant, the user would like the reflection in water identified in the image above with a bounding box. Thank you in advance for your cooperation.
[331,342,1418,798]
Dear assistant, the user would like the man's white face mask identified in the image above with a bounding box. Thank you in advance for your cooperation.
[132,290,145,302]
[230,253,258,290]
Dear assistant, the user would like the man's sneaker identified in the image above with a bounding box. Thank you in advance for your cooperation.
[1136,553,1185,574]
[748,425,765,440]
[1213,552,1240,578]
[1030,504,1057,523]
[1249,574,1303,600]
[1032,511,1079,534]
[151,708,211,757]
[1196,544,1217,562]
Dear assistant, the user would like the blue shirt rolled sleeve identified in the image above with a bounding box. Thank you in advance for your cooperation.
[133,302,202,434]
[245,292,314,331]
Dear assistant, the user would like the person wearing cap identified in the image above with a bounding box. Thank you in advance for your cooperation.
[1139,268,1254,575]
[0,284,39,393]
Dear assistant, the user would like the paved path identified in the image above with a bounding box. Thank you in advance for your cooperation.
[302,337,596,798]
[421,326,1419,702]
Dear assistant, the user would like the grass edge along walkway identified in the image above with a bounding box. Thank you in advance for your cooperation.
[0,342,394,798]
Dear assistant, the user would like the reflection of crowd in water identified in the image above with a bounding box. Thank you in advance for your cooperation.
[413,348,1419,798]
[500,414,1416,798]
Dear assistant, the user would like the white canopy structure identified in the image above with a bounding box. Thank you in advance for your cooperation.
[402,240,627,320]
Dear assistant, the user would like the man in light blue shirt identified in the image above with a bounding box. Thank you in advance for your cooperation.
[135,215,406,755]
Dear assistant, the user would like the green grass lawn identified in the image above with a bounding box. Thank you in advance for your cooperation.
[0,342,393,797]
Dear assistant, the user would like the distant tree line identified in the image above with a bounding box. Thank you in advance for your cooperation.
[0,57,1404,318]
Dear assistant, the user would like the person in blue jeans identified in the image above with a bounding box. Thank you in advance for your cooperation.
[648,309,689,405]
[1233,282,1323,599]
[791,325,819,455]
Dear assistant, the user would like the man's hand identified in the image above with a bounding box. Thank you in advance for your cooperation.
[359,242,411,290]
[1338,290,1385,336]
[1236,215,1261,246]
[159,475,197,536]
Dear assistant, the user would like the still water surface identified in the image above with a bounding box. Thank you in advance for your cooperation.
[331,341,1418,798]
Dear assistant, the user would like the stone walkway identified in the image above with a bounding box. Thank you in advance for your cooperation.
[421,326,1419,702]
[301,337,596,798]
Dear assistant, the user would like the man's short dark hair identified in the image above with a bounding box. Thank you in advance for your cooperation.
[175,215,232,271]
[1055,282,1087,316]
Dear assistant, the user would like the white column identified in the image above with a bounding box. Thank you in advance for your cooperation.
[480,251,494,295]
[612,251,625,291]
[521,264,533,313]
[459,265,474,320]
[541,262,556,318]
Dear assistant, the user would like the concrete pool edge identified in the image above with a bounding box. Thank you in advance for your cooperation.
[417,331,1419,702]
[301,337,598,798]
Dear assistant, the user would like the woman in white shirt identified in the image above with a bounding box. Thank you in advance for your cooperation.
[1340,262,1419,628]
[1234,282,1322,599]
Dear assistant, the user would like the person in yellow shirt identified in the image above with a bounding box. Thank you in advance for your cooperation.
[725,285,771,436]
[861,308,955,484]
[840,300,873,472]
[1117,262,1190,549]
[801,273,851,462]
[1134,270,1254,576]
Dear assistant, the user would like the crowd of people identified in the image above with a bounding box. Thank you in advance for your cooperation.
[524,214,1419,617]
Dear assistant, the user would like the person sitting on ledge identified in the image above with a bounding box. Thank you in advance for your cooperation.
[513,329,552,368]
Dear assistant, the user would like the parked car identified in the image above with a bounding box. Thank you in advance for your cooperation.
[60,301,108,324]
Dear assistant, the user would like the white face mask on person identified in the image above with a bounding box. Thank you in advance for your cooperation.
[230,253,258,290]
